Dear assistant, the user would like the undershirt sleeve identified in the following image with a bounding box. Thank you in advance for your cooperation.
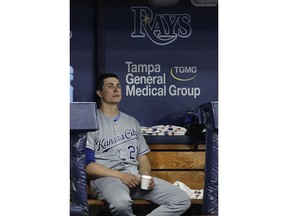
[85,148,95,166]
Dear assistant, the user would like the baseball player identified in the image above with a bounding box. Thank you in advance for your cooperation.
[85,73,191,216]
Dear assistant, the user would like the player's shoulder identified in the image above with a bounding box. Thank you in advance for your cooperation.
[120,111,138,123]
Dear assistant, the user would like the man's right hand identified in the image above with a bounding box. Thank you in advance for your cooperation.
[119,172,140,188]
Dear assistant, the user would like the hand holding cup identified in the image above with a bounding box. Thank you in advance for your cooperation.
[141,175,153,190]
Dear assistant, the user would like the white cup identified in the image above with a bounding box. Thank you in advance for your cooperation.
[141,175,152,190]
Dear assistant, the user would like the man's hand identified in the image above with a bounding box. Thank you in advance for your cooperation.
[148,177,155,190]
[119,172,141,188]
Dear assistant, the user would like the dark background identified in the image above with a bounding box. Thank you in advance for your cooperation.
[70,0,218,126]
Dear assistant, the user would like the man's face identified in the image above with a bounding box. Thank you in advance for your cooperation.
[98,77,122,105]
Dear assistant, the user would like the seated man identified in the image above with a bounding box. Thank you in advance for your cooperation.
[86,73,191,216]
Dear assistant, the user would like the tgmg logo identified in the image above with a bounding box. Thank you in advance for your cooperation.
[170,66,198,81]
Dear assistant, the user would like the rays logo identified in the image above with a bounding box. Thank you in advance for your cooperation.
[131,7,192,45]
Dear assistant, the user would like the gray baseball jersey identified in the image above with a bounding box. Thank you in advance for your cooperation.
[86,109,150,176]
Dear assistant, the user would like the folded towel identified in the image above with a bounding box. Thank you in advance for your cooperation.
[173,181,204,199]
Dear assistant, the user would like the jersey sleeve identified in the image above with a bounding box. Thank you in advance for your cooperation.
[86,131,96,151]
[136,121,150,156]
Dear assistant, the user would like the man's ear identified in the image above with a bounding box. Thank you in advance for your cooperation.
[96,90,102,98]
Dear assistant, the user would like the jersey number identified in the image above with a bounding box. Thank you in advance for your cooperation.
[128,146,136,159]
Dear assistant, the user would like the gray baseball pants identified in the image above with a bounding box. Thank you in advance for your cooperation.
[90,176,191,216]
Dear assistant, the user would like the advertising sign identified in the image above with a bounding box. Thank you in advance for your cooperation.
[98,0,218,126]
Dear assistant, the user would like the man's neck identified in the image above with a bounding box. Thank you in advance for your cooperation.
[100,104,119,117]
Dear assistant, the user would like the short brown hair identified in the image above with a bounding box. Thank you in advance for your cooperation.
[96,73,119,91]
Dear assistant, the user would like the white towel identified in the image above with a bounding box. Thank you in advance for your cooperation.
[173,181,204,199]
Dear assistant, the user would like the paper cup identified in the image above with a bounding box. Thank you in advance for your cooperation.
[141,175,152,190]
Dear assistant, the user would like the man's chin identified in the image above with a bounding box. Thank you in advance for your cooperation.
[110,100,121,104]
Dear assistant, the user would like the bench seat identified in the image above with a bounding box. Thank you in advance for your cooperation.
[88,198,203,205]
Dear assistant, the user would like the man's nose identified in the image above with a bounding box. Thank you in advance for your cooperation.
[113,86,120,91]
